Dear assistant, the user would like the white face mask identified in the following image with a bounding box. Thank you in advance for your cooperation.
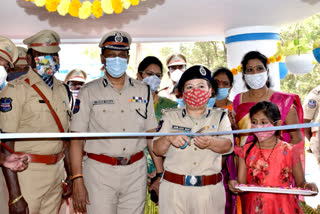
[244,71,268,89]
[170,69,184,82]
[0,66,8,88]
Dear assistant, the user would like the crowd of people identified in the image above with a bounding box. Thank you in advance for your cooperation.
[0,29,318,214]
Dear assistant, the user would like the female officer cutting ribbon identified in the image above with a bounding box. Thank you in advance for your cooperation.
[153,65,233,214]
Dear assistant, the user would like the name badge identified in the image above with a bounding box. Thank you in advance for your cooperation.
[172,125,192,132]
[93,100,114,105]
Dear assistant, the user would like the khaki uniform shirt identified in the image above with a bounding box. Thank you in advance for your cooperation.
[303,85,320,132]
[70,74,157,156]
[154,107,233,175]
[0,68,71,155]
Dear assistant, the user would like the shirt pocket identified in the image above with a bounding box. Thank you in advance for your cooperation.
[129,102,147,129]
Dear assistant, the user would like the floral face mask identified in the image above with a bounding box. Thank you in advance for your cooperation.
[34,55,60,78]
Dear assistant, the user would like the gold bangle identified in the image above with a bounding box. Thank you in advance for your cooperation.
[303,182,308,189]
[8,195,23,206]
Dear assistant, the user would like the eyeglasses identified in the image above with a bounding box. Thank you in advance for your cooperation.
[143,70,162,79]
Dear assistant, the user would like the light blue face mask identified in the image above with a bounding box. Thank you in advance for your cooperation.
[0,82,6,91]
[207,97,216,107]
[176,98,185,107]
[143,75,161,92]
[216,88,230,100]
[177,98,216,108]
[105,57,128,78]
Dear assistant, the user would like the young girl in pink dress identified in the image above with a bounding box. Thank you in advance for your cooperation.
[231,101,318,214]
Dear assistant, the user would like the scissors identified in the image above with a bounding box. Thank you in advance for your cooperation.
[180,126,213,149]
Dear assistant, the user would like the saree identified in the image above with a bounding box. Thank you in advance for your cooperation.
[219,104,237,214]
[145,96,177,214]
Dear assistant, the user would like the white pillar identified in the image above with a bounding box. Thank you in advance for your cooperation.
[225,26,280,100]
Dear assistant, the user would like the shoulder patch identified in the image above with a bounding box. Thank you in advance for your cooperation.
[308,99,317,109]
[73,99,80,114]
[0,97,13,112]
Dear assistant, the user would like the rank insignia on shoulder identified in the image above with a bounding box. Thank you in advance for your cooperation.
[308,99,316,109]
[128,96,147,103]
[73,99,80,114]
[0,97,13,112]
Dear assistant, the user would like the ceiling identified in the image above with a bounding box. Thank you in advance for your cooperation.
[1,0,320,43]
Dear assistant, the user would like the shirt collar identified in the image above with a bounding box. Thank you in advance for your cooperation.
[102,74,134,89]
[181,106,211,118]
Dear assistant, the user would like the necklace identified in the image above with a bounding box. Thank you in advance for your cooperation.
[257,139,278,163]
[249,88,268,99]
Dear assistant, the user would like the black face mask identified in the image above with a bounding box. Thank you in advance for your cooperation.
[7,71,28,81]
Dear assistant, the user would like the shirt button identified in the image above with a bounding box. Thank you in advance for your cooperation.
[193,162,197,165]
[138,108,140,111]
[103,109,106,112]
[121,110,124,113]
[194,148,197,151]
[120,92,122,95]
[123,147,126,151]
[123,128,126,131]
[195,123,198,126]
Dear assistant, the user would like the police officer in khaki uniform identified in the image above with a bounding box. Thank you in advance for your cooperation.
[0,36,28,214]
[0,30,72,214]
[70,31,158,214]
[7,47,29,81]
[303,86,320,165]
[64,68,87,100]
[153,65,233,214]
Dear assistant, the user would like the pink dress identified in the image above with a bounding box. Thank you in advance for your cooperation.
[236,140,302,214]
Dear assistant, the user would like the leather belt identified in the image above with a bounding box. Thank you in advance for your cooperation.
[15,151,64,165]
[163,170,222,186]
[87,151,144,166]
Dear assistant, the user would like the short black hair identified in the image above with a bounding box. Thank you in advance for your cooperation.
[212,67,234,86]
[138,56,163,75]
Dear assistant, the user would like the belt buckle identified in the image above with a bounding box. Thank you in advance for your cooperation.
[116,157,130,165]
[185,175,202,186]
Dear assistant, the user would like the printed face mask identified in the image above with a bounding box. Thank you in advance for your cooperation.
[143,75,161,92]
[244,71,268,89]
[216,88,230,100]
[170,69,184,82]
[105,57,128,78]
[0,66,8,89]
[183,88,211,107]
[34,55,60,78]
[251,123,275,142]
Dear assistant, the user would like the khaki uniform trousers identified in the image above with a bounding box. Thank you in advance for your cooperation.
[84,156,147,214]
[310,132,320,164]
[159,179,226,214]
[17,160,64,214]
